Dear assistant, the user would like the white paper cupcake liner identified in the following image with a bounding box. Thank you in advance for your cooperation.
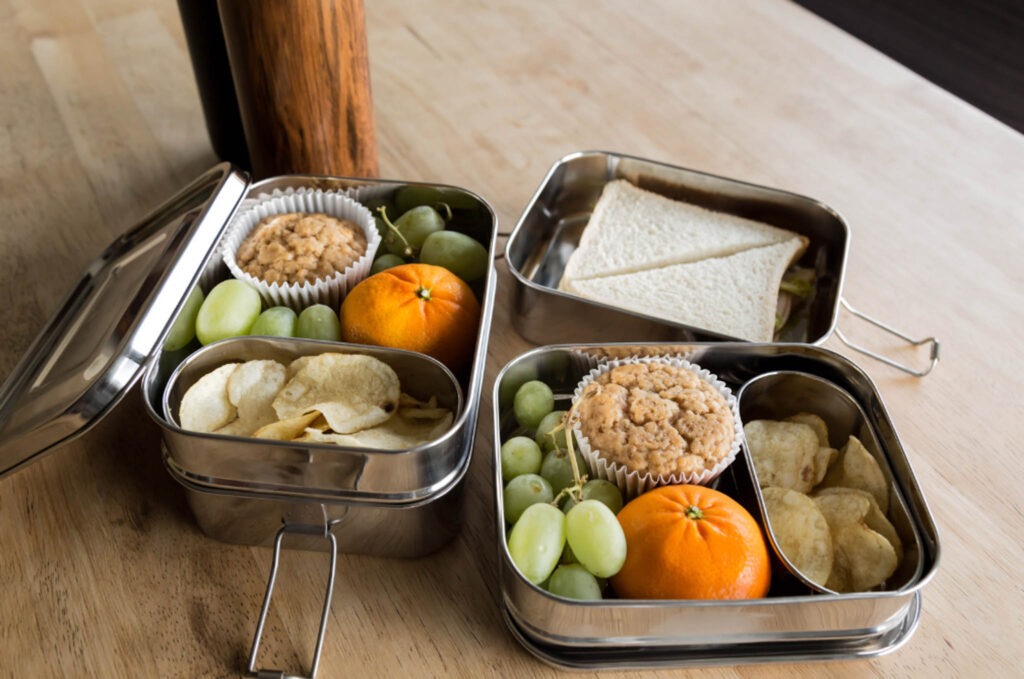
[570,354,742,498]
[220,187,379,310]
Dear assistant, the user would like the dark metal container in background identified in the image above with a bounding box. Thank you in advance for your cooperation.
[176,0,250,169]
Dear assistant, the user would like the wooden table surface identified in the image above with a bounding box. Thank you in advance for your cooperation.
[2,0,1022,676]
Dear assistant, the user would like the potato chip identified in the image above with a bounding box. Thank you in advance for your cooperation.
[399,393,436,408]
[785,412,830,447]
[744,420,826,492]
[819,435,889,513]
[762,486,833,587]
[213,418,254,437]
[287,355,314,380]
[221,359,287,435]
[815,487,902,562]
[813,490,898,592]
[816,446,838,477]
[179,363,240,433]
[273,353,400,434]
[298,412,453,450]
[253,411,322,440]
[307,414,330,432]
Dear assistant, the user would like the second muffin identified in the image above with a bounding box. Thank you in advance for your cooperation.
[572,356,741,497]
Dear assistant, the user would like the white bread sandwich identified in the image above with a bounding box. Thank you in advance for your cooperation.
[562,237,807,342]
[558,179,804,286]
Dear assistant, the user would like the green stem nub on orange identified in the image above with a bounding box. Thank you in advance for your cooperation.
[416,286,432,301]
[685,505,704,521]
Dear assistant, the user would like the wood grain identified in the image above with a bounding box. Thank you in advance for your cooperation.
[217,0,378,179]
[1,0,1023,677]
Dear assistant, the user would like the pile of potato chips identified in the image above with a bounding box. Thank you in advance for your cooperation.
[744,413,901,593]
[178,353,453,450]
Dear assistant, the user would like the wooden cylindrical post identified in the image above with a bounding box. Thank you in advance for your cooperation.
[217,0,378,179]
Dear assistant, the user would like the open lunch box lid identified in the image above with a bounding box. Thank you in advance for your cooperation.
[0,163,250,478]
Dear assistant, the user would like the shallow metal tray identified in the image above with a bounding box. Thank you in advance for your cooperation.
[505,151,938,377]
[493,343,939,665]
[738,370,924,595]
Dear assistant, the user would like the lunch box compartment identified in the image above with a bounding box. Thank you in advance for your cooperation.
[492,342,939,667]
[152,337,465,501]
[737,370,924,595]
[505,152,938,377]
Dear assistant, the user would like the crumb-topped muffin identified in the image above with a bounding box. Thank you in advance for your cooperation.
[236,212,367,285]
[575,361,735,478]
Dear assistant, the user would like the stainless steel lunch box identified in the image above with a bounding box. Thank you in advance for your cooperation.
[0,163,498,678]
[492,343,940,669]
[505,151,938,377]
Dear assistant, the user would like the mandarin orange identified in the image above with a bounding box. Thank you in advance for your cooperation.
[340,263,480,372]
[610,484,770,600]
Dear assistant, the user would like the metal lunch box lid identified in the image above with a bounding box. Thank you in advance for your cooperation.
[0,163,249,478]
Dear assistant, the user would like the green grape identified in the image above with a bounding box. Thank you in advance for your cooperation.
[535,410,569,452]
[296,304,342,341]
[383,205,444,258]
[579,479,624,515]
[361,196,397,238]
[249,306,297,338]
[163,285,204,351]
[560,539,576,564]
[370,253,406,275]
[565,500,627,578]
[500,436,543,482]
[499,362,539,411]
[195,280,261,345]
[419,231,489,282]
[507,503,565,585]
[513,380,554,429]
[547,564,602,600]
[394,186,479,213]
[503,474,553,524]
[540,448,589,495]
[562,480,623,515]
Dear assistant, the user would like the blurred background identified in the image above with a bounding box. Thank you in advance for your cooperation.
[797,0,1024,132]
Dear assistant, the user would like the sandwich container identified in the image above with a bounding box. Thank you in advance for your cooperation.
[493,151,940,668]
[0,163,498,678]
[505,150,939,377]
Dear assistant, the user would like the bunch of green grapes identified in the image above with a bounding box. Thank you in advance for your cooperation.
[165,280,346,351]
[363,188,489,284]
[500,379,627,600]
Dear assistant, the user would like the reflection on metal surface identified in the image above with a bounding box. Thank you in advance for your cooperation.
[501,594,921,669]
[0,163,248,478]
